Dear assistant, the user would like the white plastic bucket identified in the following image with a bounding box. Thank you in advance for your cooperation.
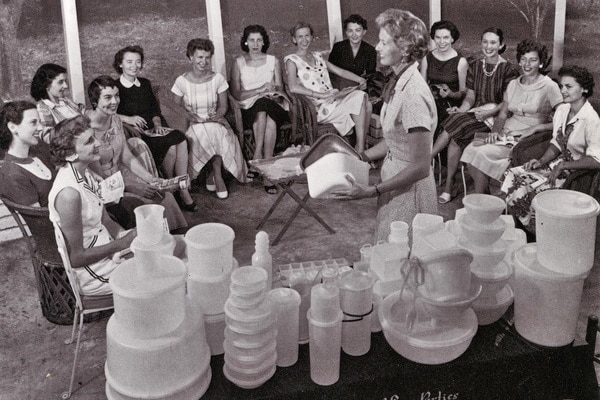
[532,189,600,276]
[512,243,587,347]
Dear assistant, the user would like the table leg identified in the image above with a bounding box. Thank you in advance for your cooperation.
[282,186,336,234]
[256,188,288,230]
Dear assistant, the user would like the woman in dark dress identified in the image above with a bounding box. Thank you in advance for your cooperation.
[431,27,520,203]
[328,14,377,90]
[420,20,468,136]
[113,45,196,211]
[0,101,55,206]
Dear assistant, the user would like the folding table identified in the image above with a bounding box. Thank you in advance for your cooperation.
[249,154,335,246]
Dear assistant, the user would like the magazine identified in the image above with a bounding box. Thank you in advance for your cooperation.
[150,174,191,191]
[473,132,516,147]
[98,171,125,204]
[143,126,176,137]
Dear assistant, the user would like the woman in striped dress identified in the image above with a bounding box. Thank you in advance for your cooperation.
[432,27,520,203]
[172,38,248,199]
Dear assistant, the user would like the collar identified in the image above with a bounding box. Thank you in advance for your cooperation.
[41,98,62,109]
[120,75,141,88]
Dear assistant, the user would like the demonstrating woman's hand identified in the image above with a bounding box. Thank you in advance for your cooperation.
[548,161,565,186]
[523,158,542,171]
[329,175,376,200]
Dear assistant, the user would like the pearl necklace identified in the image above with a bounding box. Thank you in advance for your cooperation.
[481,59,500,77]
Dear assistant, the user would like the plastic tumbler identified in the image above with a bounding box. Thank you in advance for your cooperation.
[307,308,343,386]
[267,288,301,367]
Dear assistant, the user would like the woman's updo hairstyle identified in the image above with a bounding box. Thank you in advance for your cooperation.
[0,101,37,150]
[375,9,429,63]
[50,115,91,167]
[482,27,506,54]
[240,25,270,53]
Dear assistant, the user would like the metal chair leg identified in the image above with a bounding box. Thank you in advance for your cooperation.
[66,312,85,398]
[64,307,80,345]
[461,163,468,197]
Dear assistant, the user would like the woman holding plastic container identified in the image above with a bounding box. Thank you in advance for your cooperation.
[284,22,371,153]
[331,9,438,242]
[48,115,136,295]
[461,39,562,194]
[502,65,600,232]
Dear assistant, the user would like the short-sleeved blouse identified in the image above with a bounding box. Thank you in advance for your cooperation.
[550,102,600,163]
[504,75,563,129]
[467,59,520,107]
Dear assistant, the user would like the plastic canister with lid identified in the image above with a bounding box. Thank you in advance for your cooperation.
[307,308,343,386]
[532,189,600,276]
[339,270,374,356]
[267,288,301,367]
[185,223,235,277]
[310,283,341,323]
[512,243,587,347]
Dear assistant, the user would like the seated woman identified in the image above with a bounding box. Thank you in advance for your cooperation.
[0,101,55,206]
[30,63,85,143]
[113,45,197,211]
[230,24,290,194]
[502,65,600,233]
[431,27,520,203]
[284,22,371,153]
[328,14,377,91]
[172,38,248,199]
[462,39,562,194]
[48,115,136,295]
[86,76,188,231]
[420,20,468,136]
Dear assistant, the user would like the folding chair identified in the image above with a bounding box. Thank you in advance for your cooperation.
[52,225,114,399]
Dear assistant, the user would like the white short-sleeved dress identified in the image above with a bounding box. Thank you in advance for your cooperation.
[171,73,248,181]
[284,52,366,136]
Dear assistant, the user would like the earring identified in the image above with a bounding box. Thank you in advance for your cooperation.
[244,42,248,45]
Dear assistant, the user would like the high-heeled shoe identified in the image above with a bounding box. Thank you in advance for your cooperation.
[206,176,216,192]
[174,192,198,212]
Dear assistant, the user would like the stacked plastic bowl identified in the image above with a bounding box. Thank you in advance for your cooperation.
[379,249,480,365]
[458,194,513,325]
[223,266,277,389]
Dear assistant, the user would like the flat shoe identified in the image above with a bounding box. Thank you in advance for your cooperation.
[216,190,229,199]
[264,185,278,195]
[247,170,260,179]
[206,177,216,192]
[438,192,452,204]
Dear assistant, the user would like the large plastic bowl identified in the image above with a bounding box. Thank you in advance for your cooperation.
[457,213,505,247]
[459,237,508,268]
[379,290,478,365]
[462,194,505,224]
[416,274,482,321]
[472,285,513,325]
[472,261,513,297]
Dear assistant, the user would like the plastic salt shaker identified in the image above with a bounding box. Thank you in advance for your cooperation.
[252,231,273,289]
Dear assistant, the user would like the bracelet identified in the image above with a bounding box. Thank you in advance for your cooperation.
[374,184,381,196]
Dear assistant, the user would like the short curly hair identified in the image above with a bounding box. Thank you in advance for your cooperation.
[0,101,37,150]
[343,14,368,31]
[516,39,549,67]
[375,9,429,63]
[289,22,314,41]
[30,63,67,101]
[559,65,595,98]
[87,75,119,109]
[186,38,214,58]
[50,115,91,167]
[240,25,270,53]
[113,45,144,74]
[430,20,460,42]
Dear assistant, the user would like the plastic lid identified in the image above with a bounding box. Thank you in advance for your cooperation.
[185,223,235,249]
[471,260,512,282]
[110,255,186,298]
[231,266,268,287]
[532,189,600,218]
[512,243,588,282]
[339,270,373,291]
[224,297,273,322]
[267,288,301,306]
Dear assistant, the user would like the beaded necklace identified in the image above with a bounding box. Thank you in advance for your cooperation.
[481,59,500,77]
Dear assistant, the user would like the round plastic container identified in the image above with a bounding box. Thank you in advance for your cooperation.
[230,266,268,294]
[472,261,513,298]
[223,360,276,390]
[457,213,505,247]
[532,189,600,276]
[459,237,508,269]
[512,243,587,347]
[471,285,513,325]
[379,290,478,365]
[187,267,231,315]
[224,339,277,367]
[185,223,234,276]
[110,255,186,339]
[416,273,482,321]
[462,194,505,224]
[307,309,343,386]
[224,298,273,334]
[418,248,473,301]
[204,312,226,355]
[224,326,277,349]
[228,291,266,309]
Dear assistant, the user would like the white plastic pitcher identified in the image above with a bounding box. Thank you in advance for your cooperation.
[512,243,587,347]
[134,204,166,245]
[532,190,600,276]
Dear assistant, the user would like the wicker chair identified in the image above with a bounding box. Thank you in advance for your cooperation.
[1,197,75,325]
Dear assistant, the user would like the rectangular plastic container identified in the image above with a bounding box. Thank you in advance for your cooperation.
[305,153,369,198]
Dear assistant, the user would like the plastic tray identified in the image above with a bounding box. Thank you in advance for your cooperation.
[300,134,361,170]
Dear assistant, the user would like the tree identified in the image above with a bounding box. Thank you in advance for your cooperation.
[506,0,551,41]
[0,0,26,101]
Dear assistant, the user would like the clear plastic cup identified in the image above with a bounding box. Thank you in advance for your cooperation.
[307,308,343,386]
[267,288,301,367]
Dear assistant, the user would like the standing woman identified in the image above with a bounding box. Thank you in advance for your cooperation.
[420,20,468,135]
[30,63,85,143]
[328,14,377,90]
[284,22,371,153]
[172,38,248,199]
[230,25,290,194]
[0,101,55,206]
[332,9,438,242]
[113,45,196,210]
[432,27,520,203]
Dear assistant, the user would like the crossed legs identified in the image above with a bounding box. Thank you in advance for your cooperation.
[161,141,194,205]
